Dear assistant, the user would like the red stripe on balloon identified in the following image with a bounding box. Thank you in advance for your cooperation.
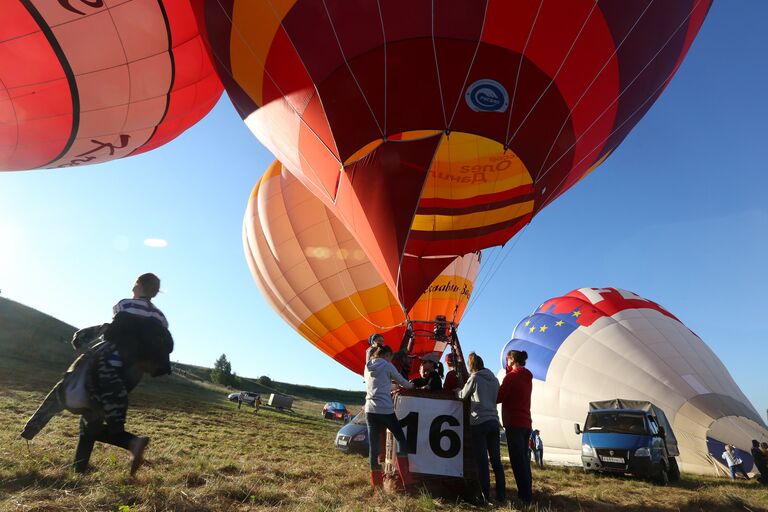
[417,184,535,215]
[406,213,532,257]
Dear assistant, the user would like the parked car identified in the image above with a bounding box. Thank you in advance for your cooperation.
[575,399,680,484]
[335,410,368,454]
[227,391,260,406]
[323,402,350,421]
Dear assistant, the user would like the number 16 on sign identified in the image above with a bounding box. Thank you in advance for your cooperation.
[395,396,464,477]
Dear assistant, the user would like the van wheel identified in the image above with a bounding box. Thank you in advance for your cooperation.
[656,466,669,486]
[668,458,680,482]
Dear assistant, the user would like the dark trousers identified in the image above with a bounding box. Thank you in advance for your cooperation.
[366,412,407,470]
[73,412,137,472]
[729,463,750,480]
[756,462,768,484]
[471,420,506,502]
[505,426,533,503]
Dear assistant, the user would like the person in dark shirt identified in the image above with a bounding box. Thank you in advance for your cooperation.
[72,273,173,475]
[443,352,468,394]
[410,353,443,390]
[751,439,768,484]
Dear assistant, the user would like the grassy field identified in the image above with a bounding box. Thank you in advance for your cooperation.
[1,297,767,511]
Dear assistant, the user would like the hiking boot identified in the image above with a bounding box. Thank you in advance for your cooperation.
[129,436,149,476]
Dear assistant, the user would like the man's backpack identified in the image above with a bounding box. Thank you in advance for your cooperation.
[20,342,105,440]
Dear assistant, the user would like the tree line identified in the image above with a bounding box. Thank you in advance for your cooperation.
[210,354,272,388]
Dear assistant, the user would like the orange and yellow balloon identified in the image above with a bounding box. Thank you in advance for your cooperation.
[243,161,480,374]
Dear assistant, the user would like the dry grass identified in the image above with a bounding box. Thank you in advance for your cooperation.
[1,297,767,511]
[4,375,768,511]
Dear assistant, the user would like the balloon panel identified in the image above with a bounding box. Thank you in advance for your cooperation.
[402,132,536,257]
[244,161,480,374]
[500,287,767,475]
[1,0,222,172]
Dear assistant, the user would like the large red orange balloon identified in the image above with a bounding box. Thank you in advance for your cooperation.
[203,1,711,302]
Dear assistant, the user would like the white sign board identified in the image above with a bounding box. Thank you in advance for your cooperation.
[394,396,464,477]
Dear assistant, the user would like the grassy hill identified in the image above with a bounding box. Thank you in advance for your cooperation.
[1,296,767,511]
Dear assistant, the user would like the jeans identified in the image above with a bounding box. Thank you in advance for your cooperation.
[534,448,544,468]
[729,463,750,480]
[471,420,506,502]
[505,426,533,503]
[366,412,408,470]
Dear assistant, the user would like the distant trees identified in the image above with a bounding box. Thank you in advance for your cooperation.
[211,354,236,387]
[257,375,273,387]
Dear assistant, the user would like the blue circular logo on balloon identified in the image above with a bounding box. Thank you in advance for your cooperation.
[465,79,509,113]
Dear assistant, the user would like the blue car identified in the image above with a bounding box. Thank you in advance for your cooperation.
[335,410,368,455]
[575,399,680,485]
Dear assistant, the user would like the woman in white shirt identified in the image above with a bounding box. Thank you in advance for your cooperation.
[722,444,750,480]
[364,344,414,491]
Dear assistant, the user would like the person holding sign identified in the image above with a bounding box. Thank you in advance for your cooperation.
[459,353,506,504]
[364,344,415,491]
[497,350,533,505]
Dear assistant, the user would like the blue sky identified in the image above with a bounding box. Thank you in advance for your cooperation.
[1,2,766,417]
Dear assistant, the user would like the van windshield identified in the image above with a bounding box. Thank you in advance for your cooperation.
[584,412,648,435]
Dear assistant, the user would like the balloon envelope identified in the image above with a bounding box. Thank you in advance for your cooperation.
[202,1,711,299]
[244,161,480,374]
[1,0,222,171]
[500,287,767,476]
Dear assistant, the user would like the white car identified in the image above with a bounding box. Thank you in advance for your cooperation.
[227,391,260,405]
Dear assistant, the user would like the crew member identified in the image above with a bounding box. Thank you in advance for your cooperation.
[443,352,468,393]
[410,353,443,390]
[497,349,533,504]
[365,344,415,491]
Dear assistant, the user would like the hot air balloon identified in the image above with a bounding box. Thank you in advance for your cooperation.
[243,161,480,374]
[499,287,768,476]
[201,1,711,305]
[1,0,223,172]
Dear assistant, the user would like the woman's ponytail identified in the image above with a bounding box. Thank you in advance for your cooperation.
[507,349,528,367]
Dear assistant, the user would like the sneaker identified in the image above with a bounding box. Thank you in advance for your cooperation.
[129,437,149,476]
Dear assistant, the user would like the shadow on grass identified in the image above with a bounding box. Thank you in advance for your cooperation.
[671,474,756,492]
[0,469,75,494]
[500,488,764,512]
[523,476,767,512]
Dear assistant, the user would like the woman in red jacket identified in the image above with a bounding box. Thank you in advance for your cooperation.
[497,350,533,504]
